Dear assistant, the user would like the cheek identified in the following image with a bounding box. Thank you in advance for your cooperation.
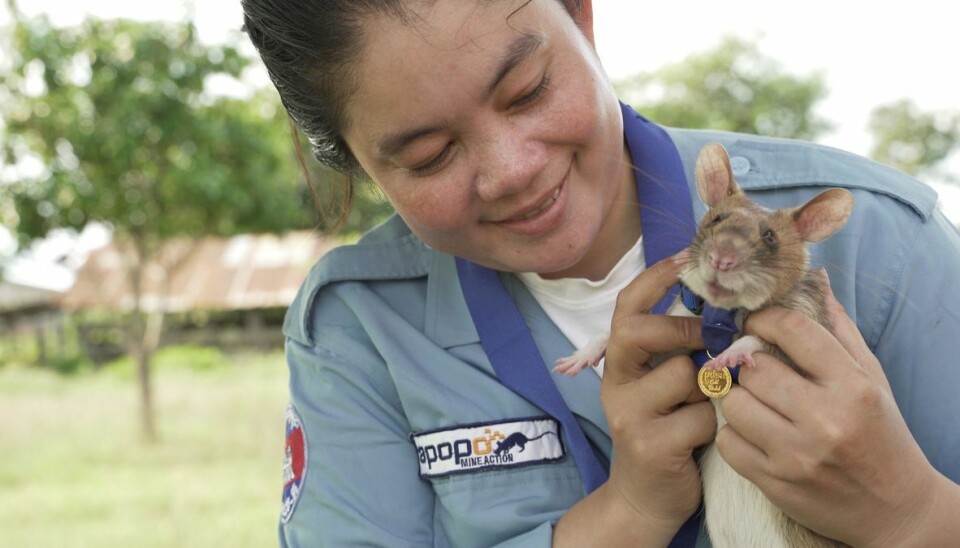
[381,180,473,238]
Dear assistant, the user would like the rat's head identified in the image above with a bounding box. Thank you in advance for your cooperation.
[681,143,854,310]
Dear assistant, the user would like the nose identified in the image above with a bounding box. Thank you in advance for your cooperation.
[708,248,738,271]
[707,236,745,272]
[474,129,548,202]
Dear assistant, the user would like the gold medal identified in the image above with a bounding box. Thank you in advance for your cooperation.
[698,367,732,398]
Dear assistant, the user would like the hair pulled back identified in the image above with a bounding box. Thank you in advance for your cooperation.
[242,0,583,177]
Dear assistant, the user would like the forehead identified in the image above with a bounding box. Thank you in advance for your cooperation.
[341,0,558,151]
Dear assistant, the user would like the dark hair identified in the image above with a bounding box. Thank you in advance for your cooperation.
[242,0,582,220]
[241,0,407,176]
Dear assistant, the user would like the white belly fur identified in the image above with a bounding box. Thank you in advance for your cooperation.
[701,402,793,547]
[702,402,842,548]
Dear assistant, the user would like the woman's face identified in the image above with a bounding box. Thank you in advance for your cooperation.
[342,0,635,278]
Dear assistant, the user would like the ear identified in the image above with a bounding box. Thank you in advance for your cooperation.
[793,188,855,242]
[695,142,741,207]
[569,0,596,45]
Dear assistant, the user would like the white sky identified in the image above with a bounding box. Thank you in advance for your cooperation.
[2,0,959,220]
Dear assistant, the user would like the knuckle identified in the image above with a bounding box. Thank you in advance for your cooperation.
[850,378,884,409]
[674,316,698,346]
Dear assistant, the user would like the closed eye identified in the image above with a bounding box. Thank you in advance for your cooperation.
[511,72,550,110]
[410,143,453,177]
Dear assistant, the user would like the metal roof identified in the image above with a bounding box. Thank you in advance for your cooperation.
[61,231,340,313]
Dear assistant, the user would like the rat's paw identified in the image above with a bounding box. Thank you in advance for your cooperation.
[554,333,608,376]
[553,356,594,376]
[706,335,764,370]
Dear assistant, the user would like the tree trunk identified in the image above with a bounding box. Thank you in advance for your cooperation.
[127,237,157,441]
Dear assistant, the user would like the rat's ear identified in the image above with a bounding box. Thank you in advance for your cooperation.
[793,188,855,242]
[695,142,741,207]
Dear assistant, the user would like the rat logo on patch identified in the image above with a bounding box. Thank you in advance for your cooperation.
[280,404,307,524]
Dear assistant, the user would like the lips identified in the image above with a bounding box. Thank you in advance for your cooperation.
[506,185,563,222]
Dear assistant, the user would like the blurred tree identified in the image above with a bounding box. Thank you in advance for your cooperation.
[617,36,832,140]
[868,99,960,179]
[0,13,324,439]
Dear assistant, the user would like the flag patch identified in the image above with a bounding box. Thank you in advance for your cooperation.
[280,405,307,524]
[411,417,564,479]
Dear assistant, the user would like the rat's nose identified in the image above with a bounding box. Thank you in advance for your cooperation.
[708,247,739,272]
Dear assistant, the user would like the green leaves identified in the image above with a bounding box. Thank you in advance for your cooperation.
[0,16,313,247]
[617,37,832,141]
[868,99,959,177]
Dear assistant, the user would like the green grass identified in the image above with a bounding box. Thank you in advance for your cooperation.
[0,350,289,547]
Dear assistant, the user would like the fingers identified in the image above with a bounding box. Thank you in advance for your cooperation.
[736,353,810,418]
[640,354,708,412]
[668,399,719,451]
[602,355,716,449]
[604,314,703,385]
[613,250,687,322]
[714,423,770,485]
[720,381,794,447]
[742,306,853,384]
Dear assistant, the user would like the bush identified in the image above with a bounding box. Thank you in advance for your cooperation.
[48,353,95,375]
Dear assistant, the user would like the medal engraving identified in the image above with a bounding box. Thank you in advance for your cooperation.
[698,367,732,398]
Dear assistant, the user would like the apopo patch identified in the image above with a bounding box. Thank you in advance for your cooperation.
[411,417,564,479]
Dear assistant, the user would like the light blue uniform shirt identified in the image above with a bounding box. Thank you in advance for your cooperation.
[279,125,960,547]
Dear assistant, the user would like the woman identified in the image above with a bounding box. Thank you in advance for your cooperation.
[242,0,960,545]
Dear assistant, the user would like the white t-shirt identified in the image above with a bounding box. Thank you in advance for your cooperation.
[517,236,645,377]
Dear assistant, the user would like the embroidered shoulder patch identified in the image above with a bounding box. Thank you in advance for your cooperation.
[410,417,564,479]
[280,404,307,524]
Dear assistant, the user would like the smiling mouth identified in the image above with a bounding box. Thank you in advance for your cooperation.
[506,185,563,223]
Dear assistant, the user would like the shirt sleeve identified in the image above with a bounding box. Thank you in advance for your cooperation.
[870,208,960,483]
[279,333,437,547]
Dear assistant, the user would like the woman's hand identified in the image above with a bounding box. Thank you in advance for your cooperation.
[555,252,714,547]
[718,271,959,547]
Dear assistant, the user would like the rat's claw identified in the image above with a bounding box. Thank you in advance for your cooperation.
[554,333,609,376]
[706,335,764,371]
[553,357,593,376]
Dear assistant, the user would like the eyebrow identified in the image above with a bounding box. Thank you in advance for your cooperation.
[485,31,545,99]
[375,32,545,160]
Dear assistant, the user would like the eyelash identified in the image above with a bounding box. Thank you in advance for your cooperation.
[409,73,552,178]
[512,72,551,109]
[410,143,452,177]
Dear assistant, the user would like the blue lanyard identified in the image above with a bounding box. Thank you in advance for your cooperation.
[456,104,704,544]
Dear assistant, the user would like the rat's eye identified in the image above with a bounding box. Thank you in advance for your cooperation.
[762,228,777,247]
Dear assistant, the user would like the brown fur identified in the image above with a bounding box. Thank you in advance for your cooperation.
[684,143,853,548]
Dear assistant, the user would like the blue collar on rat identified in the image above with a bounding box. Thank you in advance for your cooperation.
[682,284,741,381]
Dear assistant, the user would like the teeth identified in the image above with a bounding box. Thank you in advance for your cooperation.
[519,187,561,220]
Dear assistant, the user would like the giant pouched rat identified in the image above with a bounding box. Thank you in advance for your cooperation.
[684,142,853,548]
[554,142,854,547]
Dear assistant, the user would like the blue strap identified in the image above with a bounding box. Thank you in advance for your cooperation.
[622,104,696,315]
[692,304,741,381]
[620,105,708,548]
[455,258,607,493]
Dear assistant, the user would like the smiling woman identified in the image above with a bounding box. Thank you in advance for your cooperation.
[241,0,960,546]
[338,0,638,280]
